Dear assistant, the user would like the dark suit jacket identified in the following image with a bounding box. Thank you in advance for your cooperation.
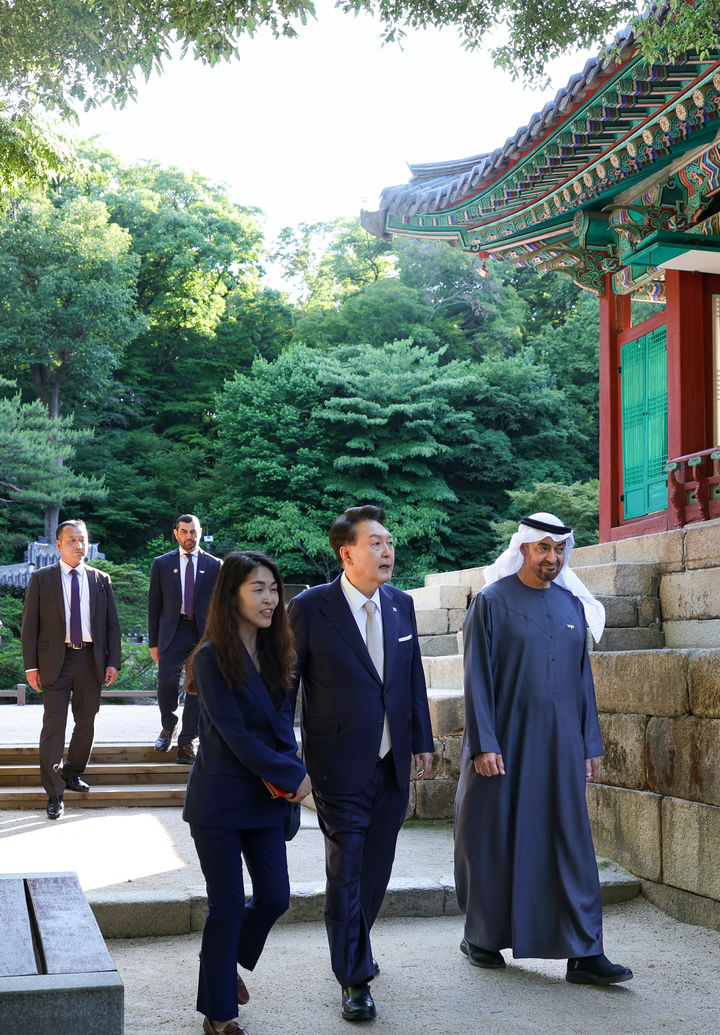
[21,564,122,686]
[288,576,433,795]
[148,548,221,652]
[183,642,306,829]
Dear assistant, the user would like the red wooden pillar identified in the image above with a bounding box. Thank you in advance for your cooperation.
[598,275,630,542]
[664,269,707,460]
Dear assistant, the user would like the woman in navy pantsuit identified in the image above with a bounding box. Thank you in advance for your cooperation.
[183,551,311,1035]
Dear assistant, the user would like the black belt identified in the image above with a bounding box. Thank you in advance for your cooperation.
[67,642,93,650]
[180,614,196,621]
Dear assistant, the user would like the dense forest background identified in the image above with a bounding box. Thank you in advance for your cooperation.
[0,143,605,687]
[0,141,608,689]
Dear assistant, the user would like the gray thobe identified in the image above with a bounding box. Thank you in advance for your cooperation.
[454,573,605,959]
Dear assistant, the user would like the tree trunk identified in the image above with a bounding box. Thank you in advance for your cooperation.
[44,504,60,542]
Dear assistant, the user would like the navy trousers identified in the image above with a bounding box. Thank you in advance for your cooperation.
[190,823,289,1022]
[157,618,200,744]
[313,752,409,987]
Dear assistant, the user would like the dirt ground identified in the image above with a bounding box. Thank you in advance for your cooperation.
[109,899,720,1035]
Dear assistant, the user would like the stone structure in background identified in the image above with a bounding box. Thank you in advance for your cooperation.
[0,539,105,589]
[407,518,720,933]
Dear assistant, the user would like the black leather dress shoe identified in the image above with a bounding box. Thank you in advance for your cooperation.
[177,742,196,764]
[341,983,376,1021]
[460,937,506,968]
[64,774,89,792]
[46,795,64,820]
[566,953,633,985]
[372,959,380,976]
[154,727,177,751]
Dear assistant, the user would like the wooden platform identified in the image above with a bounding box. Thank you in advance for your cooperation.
[0,744,190,809]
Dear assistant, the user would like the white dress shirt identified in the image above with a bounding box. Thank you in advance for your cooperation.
[340,571,383,638]
[340,571,391,756]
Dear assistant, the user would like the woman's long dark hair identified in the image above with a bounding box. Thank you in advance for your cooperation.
[185,550,296,705]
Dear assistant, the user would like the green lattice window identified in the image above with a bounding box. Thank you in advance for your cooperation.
[621,327,668,520]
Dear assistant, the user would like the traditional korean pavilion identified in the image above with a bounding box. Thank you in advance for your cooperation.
[362,25,720,542]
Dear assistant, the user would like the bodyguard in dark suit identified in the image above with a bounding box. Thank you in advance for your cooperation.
[288,505,434,1022]
[21,520,121,820]
[148,514,221,763]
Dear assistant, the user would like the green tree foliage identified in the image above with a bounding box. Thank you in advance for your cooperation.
[91,559,150,637]
[212,340,460,584]
[0,193,144,417]
[0,588,29,693]
[0,379,105,548]
[65,157,286,554]
[273,218,394,306]
[211,338,585,583]
[489,480,600,553]
[524,290,601,481]
[283,224,526,360]
[0,190,143,536]
[97,163,268,439]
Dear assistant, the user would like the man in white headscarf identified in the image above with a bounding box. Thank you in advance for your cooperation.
[453,514,633,985]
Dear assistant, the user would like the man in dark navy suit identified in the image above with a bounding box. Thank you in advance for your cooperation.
[148,514,221,763]
[288,505,434,1022]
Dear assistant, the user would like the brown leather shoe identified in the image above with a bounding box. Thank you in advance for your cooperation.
[202,1019,248,1034]
[154,727,177,751]
[177,742,196,764]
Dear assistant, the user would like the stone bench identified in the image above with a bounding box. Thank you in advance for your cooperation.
[0,872,123,1033]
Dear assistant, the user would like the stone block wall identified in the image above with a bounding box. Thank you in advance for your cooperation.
[571,519,720,930]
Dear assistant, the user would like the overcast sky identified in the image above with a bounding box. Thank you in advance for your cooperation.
[73,1,593,240]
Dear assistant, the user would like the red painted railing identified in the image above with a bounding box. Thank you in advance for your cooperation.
[665,446,720,525]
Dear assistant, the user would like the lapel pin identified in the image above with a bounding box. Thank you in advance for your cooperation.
[173,568,178,574]
[567,623,575,630]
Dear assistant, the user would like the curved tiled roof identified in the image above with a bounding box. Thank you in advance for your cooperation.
[373,24,639,218]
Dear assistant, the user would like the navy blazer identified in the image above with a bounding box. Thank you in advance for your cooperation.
[288,576,433,795]
[148,548,221,652]
[183,642,307,829]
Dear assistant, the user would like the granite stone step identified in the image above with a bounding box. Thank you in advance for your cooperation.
[426,689,465,737]
[599,594,661,629]
[572,561,661,597]
[423,567,485,597]
[593,627,665,652]
[422,654,463,692]
[415,607,465,636]
[407,584,470,611]
[419,633,462,657]
[589,648,691,715]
